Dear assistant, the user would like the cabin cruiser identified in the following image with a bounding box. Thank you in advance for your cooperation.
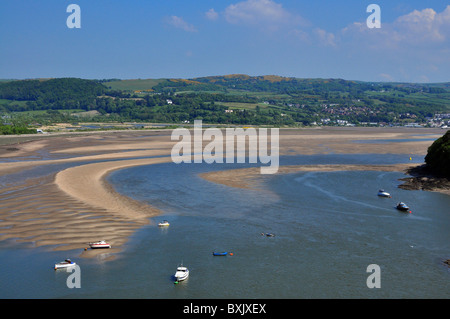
[377,189,391,197]
[158,220,170,227]
[174,265,189,283]
[54,259,76,270]
[396,202,410,211]
[88,240,111,249]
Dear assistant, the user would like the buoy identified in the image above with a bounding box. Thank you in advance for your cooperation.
[229,253,233,256]
[409,211,412,214]
[409,157,412,161]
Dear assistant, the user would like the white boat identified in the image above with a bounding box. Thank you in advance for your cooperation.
[54,259,76,270]
[88,240,111,249]
[377,189,391,197]
[158,220,170,227]
[174,265,189,283]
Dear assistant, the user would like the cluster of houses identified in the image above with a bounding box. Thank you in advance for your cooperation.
[426,113,450,129]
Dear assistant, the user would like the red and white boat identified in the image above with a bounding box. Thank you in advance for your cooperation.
[54,259,76,270]
[89,240,111,249]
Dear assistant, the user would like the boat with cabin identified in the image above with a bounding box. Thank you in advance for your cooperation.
[174,265,189,283]
[54,259,76,270]
[88,240,111,249]
[158,220,170,227]
[396,202,410,212]
[377,189,391,197]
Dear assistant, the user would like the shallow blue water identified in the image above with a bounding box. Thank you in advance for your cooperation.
[0,154,449,298]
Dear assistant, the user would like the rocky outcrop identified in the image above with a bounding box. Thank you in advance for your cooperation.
[399,164,450,193]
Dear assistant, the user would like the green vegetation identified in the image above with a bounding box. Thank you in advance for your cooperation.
[0,75,449,133]
[103,78,166,91]
[0,123,36,135]
[0,78,106,111]
[425,130,450,177]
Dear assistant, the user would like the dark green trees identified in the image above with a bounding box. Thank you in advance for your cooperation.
[425,130,450,177]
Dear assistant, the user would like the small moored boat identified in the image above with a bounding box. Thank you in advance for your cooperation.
[88,240,111,249]
[158,220,170,227]
[212,252,228,256]
[174,265,189,283]
[377,189,391,197]
[396,202,410,212]
[54,259,76,270]
[262,233,275,237]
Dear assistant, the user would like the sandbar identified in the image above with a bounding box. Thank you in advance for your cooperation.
[0,127,444,259]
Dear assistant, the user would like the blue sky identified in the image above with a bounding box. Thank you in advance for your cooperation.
[0,0,449,82]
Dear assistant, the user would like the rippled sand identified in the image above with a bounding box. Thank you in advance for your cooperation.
[0,127,442,259]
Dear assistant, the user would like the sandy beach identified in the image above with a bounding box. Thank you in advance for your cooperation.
[0,127,445,259]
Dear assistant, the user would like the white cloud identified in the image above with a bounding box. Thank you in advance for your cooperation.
[336,6,450,82]
[166,16,197,32]
[342,5,450,48]
[394,6,450,44]
[224,0,305,30]
[205,8,219,21]
[314,28,337,47]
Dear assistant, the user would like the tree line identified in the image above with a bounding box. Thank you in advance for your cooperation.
[0,77,448,129]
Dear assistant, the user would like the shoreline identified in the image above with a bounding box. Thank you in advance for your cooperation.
[199,163,418,190]
[0,127,445,259]
[398,164,450,195]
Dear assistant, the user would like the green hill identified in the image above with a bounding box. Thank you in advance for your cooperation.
[0,75,449,129]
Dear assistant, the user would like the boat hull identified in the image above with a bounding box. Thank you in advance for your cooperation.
[89,244,111,249]
[89,240,111,249]
[378,193,390,197]
[396,203,410,211]
[175,273,189,281]
[212,252,228,256]
[54,262,76,270]
[377,189,391,197]
[262,233,275,237]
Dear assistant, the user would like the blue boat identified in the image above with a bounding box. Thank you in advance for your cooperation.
[212,252,228,256]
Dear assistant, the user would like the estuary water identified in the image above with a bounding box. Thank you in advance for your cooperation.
[0,154,449,299]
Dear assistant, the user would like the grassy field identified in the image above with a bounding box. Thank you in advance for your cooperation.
[216,102,268,110]
[365,90,450,109]
[0,99,28,106]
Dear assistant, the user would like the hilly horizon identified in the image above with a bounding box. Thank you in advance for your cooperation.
[2,74,450,86]
[0,75,449,132]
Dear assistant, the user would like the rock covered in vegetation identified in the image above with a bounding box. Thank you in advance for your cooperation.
[425,130,450,178]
